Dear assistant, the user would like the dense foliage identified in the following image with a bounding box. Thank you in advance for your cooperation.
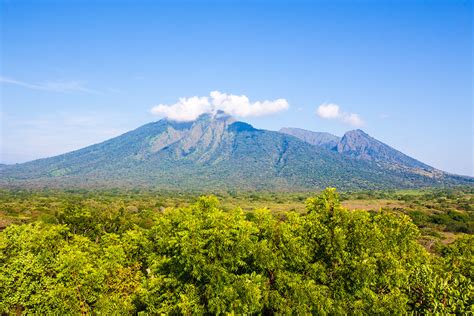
[0,188,472,314]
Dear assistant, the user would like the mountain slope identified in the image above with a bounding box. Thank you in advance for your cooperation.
[336,129,433,169]
[1,114,472,190]
[282,127,439,175]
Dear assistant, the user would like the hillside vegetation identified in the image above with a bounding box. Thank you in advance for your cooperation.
[0,188,472,314]
[2,114,472,190]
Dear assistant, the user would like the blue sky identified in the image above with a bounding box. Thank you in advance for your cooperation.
[1,0,472,176]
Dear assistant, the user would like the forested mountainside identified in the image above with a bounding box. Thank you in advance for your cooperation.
[1,113,472,190]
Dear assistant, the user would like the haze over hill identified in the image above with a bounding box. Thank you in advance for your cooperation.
[0,112,471,190]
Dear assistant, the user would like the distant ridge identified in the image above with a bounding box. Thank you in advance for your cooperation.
[280,127,434,172]
[1,113,472,190]
[279,128,340,150]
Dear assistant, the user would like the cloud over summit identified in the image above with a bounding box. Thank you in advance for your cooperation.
[150,91,289,121]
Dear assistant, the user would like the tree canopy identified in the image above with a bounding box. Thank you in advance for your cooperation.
[0,188,472,314]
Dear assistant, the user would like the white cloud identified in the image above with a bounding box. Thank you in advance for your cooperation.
[343,113,364,127]
[316,103,340,119]
[316,103,364,127]
[150,91,289,121]
[0,76,100,94]
[151,96,212,121]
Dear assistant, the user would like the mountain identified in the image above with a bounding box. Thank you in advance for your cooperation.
[1,113,472,190]
[279,128,340,150]
[335,129,432,170]
[280,127,435,173]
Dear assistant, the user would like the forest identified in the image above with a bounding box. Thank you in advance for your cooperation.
[0,187,472,314]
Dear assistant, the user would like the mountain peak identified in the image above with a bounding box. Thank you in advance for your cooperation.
[281,127,436,172]
[337,129,432,170]
[162,111,236,125]
[338,130,373,151]
[343,129,369,138]
[213,110,237,123]
[193,111,236,124]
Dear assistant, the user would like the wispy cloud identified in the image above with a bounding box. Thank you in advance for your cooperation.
[316,103,364,127]
[150,91,289,121]
[0,76,100,94]
[1,113,129,163]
